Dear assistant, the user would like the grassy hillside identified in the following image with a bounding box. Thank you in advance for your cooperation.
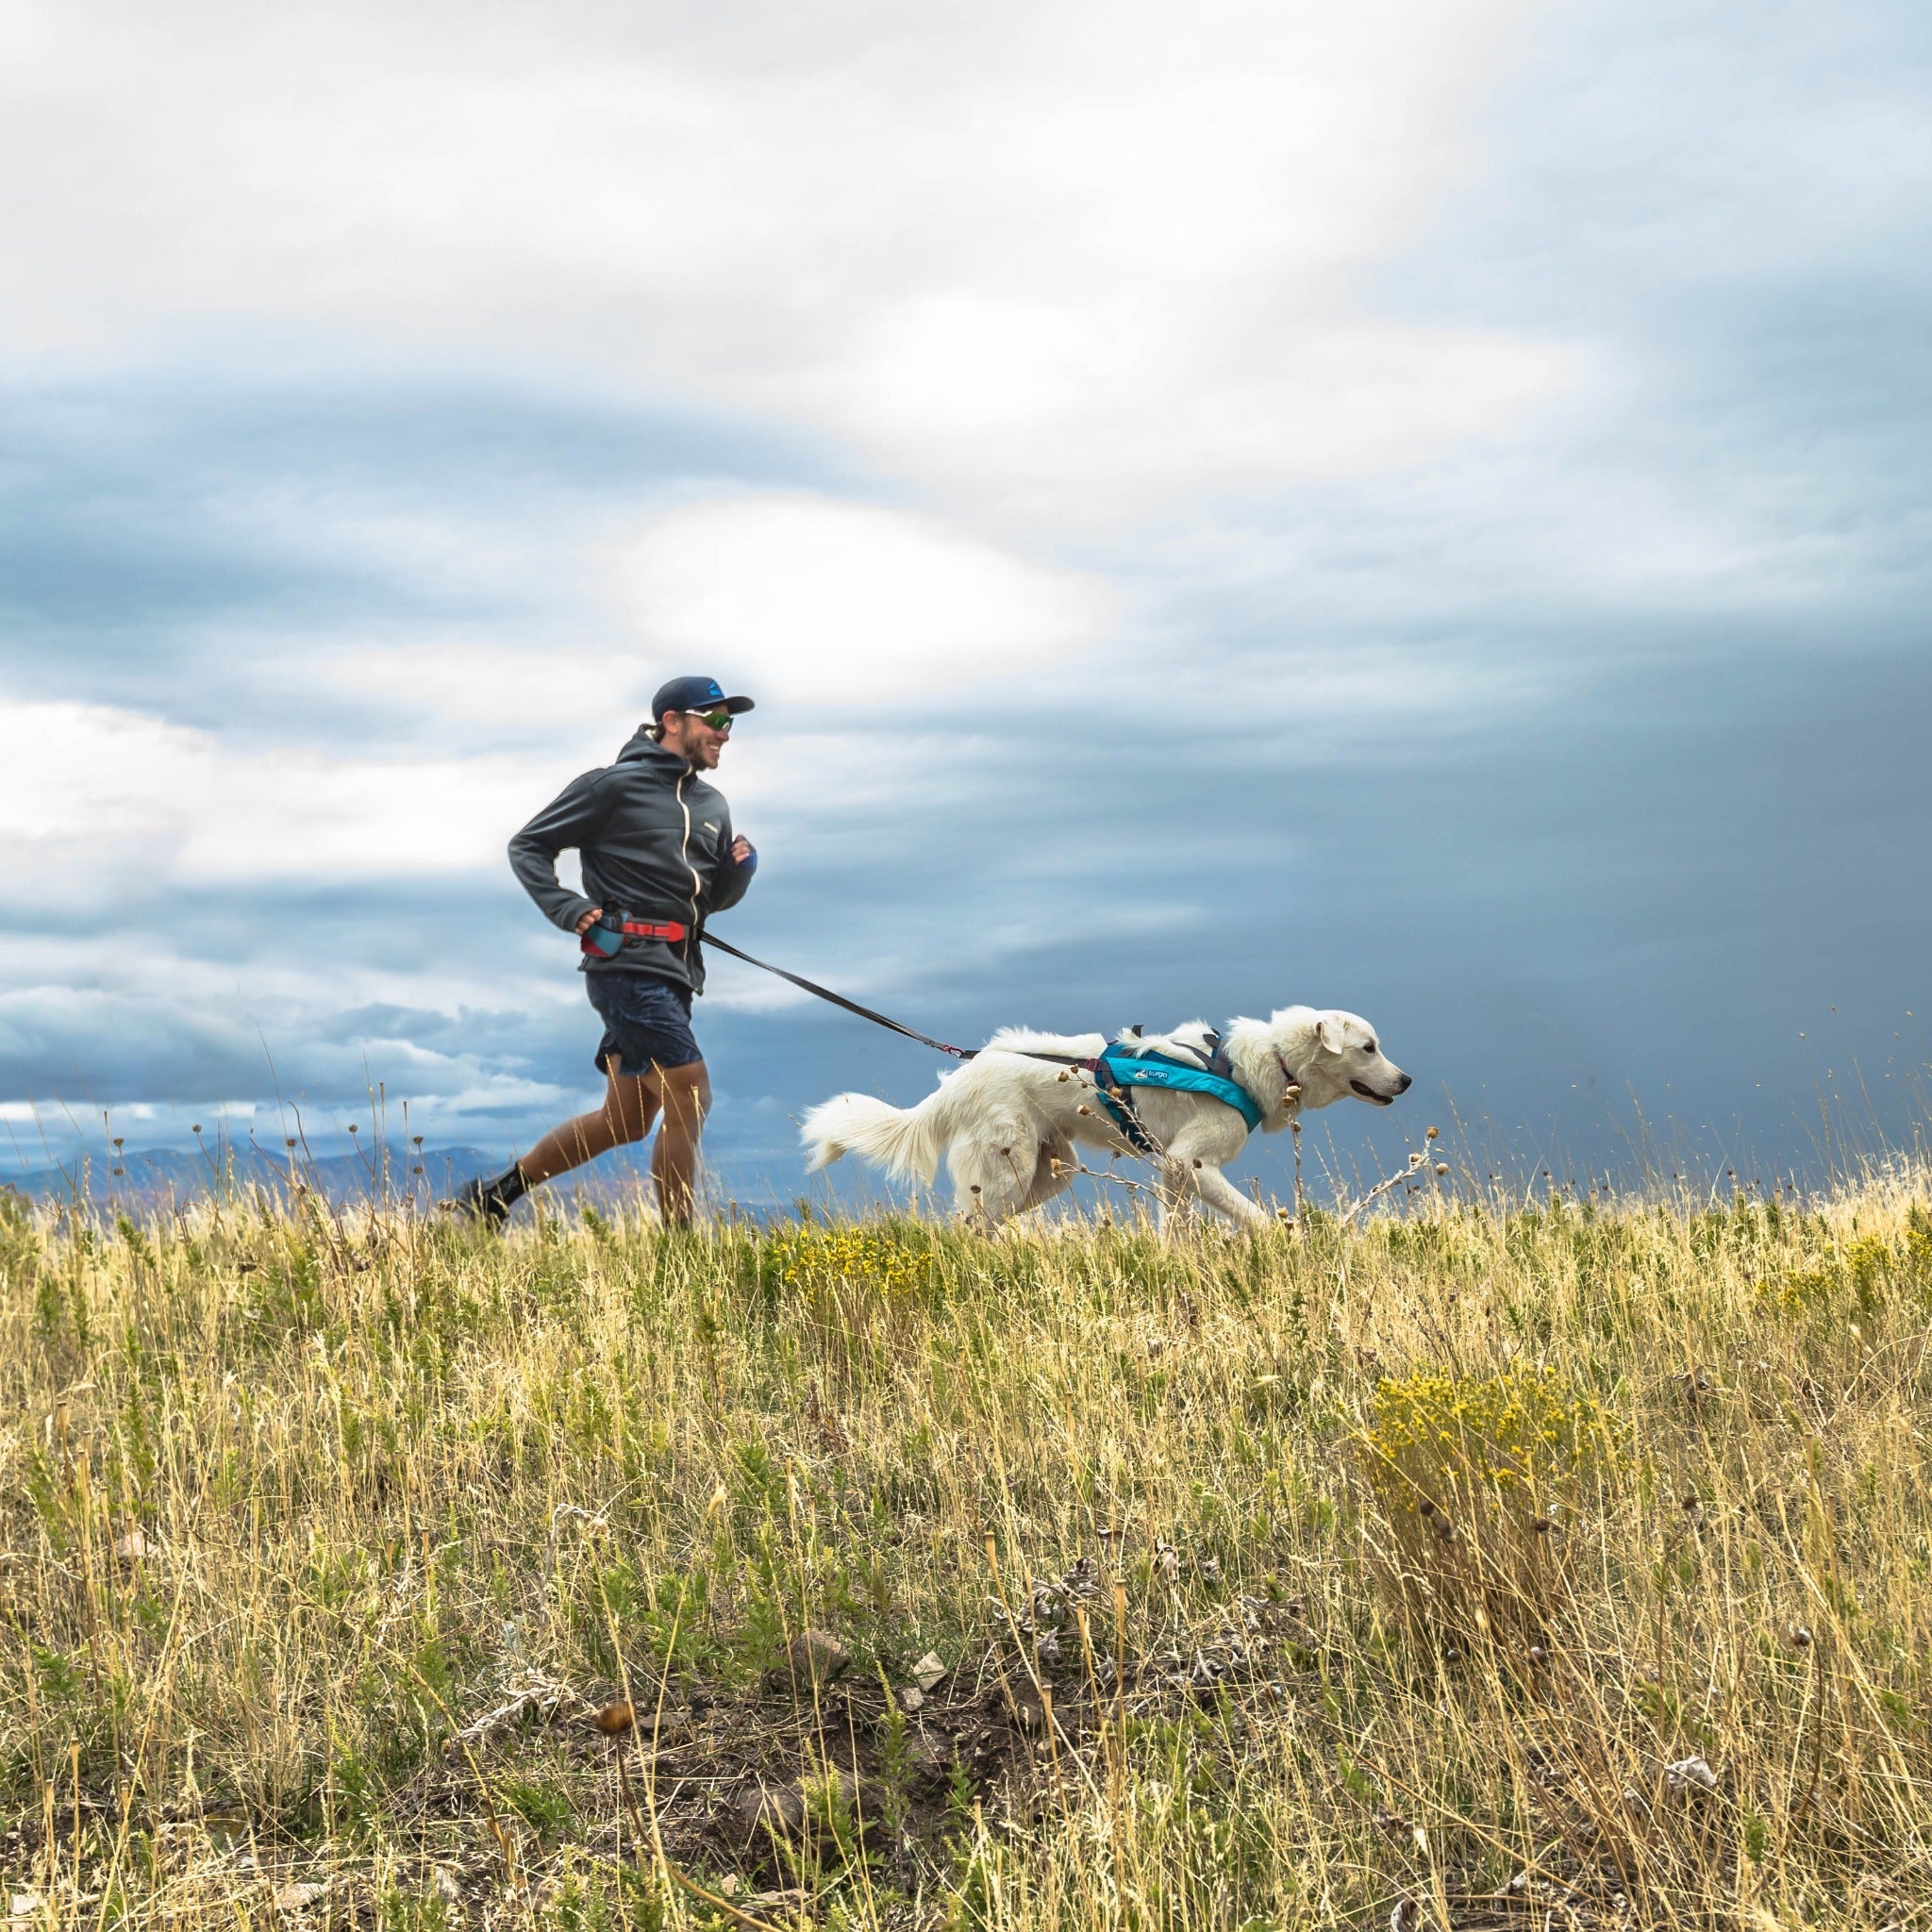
[3,1164,1930,1930]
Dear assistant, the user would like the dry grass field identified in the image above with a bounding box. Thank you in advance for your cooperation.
[4,1154,1931,1930]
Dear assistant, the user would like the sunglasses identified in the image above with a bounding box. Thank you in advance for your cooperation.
[685,708,734,731]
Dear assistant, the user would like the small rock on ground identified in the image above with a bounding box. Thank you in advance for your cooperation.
[724,1783,806,1843]
[781,1630,850,1688]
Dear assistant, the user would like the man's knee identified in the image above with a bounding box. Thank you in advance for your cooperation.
[602,1077,657,1143]
[660,1060,711,1125]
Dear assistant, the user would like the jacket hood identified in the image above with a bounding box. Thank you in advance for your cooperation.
[615,726,687,769]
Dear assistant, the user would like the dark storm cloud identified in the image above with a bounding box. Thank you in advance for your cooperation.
[691,624,1928,1204]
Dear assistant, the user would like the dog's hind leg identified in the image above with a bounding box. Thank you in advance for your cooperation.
[1152,1158,1200,1238]
[1016,1132,1076,1215]
[948,1119,1040,1232]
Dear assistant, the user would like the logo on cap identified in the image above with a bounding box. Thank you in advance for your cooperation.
[650,674,757,720]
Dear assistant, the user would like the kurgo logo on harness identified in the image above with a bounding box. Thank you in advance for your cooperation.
[1089,1042,1264,1155]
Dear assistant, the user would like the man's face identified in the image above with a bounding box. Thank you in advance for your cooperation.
[660,709,732,770]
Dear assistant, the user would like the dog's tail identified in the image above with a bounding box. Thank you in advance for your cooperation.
[800,1088,950,1182]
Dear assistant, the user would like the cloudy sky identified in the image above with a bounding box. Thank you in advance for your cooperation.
[2,0,1926,1203]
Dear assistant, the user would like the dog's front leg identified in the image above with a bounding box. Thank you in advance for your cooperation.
[1190,1163,1270,1227]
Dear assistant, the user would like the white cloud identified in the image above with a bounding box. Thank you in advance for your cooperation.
[305,641,652,747]
[0,0,1569,521]
[0,684,1016,908]
[0,693,552,888]
[609,495,1112,701]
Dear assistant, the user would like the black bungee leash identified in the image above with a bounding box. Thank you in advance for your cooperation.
[698,931,982,1060]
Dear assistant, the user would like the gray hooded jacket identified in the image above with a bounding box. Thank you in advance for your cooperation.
[508,727,754,994]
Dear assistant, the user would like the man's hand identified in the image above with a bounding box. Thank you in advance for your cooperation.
[731,837,755,866]
[575,907,605,936]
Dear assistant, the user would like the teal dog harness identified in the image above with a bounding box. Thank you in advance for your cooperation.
[1090,1039,1264,1155]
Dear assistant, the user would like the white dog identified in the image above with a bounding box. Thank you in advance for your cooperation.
[801,1007,1409,1229]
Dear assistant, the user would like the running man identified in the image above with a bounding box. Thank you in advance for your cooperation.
[447,675,758,1225]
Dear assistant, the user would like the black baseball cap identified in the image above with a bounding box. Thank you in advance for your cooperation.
[652,675,756,722]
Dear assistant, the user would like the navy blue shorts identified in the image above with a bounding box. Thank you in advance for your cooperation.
[587,973,703,1076]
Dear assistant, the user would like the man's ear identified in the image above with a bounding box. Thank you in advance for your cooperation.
[1318,1013,1348,1055]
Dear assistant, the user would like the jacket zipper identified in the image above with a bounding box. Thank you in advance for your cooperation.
[675,771,702,958]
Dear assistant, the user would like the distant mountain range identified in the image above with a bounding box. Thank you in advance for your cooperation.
[1,1141,797,1215]
[3,1141,501,1208]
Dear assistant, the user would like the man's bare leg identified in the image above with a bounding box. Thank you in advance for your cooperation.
[648,1062,711,1224]
[508,1059,712,1224]
[518,1065,659,1185]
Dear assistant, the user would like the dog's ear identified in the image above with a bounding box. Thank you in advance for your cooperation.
[1318,1013,1348,1056]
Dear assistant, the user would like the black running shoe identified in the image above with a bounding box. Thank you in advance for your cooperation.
[441,1174,512,1227]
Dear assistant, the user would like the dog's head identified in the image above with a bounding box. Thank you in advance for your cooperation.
[1273,1007,1411,1111]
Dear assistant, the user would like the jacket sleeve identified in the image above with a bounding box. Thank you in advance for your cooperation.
[705,808,756,915]
[508,769,609,932]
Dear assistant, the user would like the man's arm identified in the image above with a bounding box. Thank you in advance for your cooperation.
[707,815,757,913]
[508,770,611,933]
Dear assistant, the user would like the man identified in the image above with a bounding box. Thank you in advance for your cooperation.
[447,675,758,1226]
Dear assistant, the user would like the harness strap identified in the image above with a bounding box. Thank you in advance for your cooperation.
[1091,1042,1266,1137]
[1089,1056,1160,1156]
